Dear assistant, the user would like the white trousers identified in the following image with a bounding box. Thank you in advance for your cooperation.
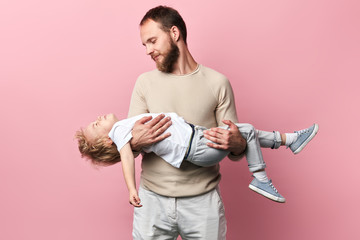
[133,187,227,240]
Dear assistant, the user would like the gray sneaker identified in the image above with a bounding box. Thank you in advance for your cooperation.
[290,123,319,154]
[249,178,286,203]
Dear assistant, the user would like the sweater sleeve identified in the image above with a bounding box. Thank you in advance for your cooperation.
[214,77,245,161]
[127,76,149,156]
[214,77,238,124]
[128,75,149,118]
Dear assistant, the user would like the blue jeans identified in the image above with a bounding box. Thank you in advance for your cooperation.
[185,123,282,172]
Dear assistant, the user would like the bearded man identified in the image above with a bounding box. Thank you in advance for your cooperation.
[128,6,246,240]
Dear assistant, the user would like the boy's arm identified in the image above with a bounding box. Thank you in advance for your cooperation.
[120,142,142,207]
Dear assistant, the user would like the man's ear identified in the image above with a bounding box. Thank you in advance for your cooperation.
[103,137,114,147]
[170,26,180,42]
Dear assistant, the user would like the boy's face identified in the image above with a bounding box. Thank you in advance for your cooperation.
[83,113,118,142]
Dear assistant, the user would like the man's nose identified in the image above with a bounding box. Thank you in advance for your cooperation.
[146,46,154,55]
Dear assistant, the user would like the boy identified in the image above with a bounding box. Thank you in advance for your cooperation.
[75,112,318,205]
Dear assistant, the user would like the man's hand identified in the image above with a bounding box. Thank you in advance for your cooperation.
[130,114,172,151]
[203,120,246,155]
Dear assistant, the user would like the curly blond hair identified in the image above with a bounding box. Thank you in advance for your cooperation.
[75,129,120,166]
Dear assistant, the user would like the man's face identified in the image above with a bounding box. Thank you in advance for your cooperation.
[83,113,118,143]
[140,19,179,73]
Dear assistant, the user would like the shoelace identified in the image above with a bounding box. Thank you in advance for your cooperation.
[269,182,279,193]
[296,128,310,136]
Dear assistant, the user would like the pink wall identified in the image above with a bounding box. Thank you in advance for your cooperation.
[1,0,359,239]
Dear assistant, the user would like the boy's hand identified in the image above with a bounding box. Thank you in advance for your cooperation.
[130,114,172,151]
[129,190,142,208]
[203,120,246,155]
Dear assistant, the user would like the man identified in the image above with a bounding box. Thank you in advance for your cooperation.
[128,6,246,239]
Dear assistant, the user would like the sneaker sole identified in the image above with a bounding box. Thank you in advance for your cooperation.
[293,123,319,154]
[249,184,286,203]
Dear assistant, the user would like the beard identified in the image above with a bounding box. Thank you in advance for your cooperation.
[156,40,180,73]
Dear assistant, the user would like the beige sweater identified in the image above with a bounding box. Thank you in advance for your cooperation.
[128,65,241,197]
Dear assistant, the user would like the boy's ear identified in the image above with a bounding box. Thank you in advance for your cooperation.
[103,137,113,147]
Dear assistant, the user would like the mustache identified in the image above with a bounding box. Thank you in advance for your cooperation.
[151,55,159,61]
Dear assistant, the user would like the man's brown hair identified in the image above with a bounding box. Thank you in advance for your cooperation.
[140,5,188,45]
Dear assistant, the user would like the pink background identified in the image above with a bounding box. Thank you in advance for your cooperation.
[1,0,359,239]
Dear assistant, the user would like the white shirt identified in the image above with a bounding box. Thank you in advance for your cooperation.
[108,113,193,168]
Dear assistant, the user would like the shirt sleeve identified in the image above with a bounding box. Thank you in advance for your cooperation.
[111,126,134,152]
